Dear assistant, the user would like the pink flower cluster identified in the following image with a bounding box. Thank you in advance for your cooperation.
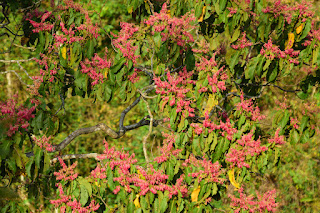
[94,141,188,198]
[112,22,140,64]
[196,55,228,94]
[260,39,300,64]
[53,21,84,48]
[26,11,54,33]
[34,53,58,82]
[0,96,36,137]
[231,32,253,50]
[268,128,286,145]
[32,135,55,152]
[50,183,100,213]
[57,0,100,39]
[184,155,224,184]
[236,94,265,121]
[155,132,182,163]
[154,67,196,117]
[203,114,237,141]
[227,7,238,17]
[226,133,268,168]
[290,117,299,130]
[262,0,314,24]
[144,3,196,47]
[128,68,140,83]
[53,158,78,181]
[80,50,112,86]
[229,187,277,213]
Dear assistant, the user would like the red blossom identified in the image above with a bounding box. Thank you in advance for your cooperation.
[226,133,268,168]
[53,158,78,181]
[229,187,277,213]
[0,96,36,137]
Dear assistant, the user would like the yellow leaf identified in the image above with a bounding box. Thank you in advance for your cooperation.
[198,6,207,22]
[134,195,141,208]
[61,46,67,59]
[202,94,218,116]
[167,10,171,18]
[296,24,304,34]
[285,33,294,50]
[128,6,134,14]
[228,168,240,190]
[191,186,201,202]
[104,68,109,79]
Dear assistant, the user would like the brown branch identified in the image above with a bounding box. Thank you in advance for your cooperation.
[51,123,123,152]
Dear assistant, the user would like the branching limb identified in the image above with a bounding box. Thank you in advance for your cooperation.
[0,70,30,86]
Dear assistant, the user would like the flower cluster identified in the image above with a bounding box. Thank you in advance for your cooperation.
[34,53,58,82]
[202,113,237,141]
[184,155,225,184]
[144,3,196,47]
[80,49,112,86]
[112,22,140,64]
[57,0,100,39]
[155,132,182,164]
[236,94,265,121]
[229,187,277,213]
[262,0,314,24]
[226,133,268,168]
[0,96,36,137]
[154,67,196,117]
[26,11,54,33]
[268,128,286,145]
[260,39,300,64]
[32,135,55,152]
[196,55,228,94]
[53,158,78,181]
[231,32,253,49]
[50,183,100,213]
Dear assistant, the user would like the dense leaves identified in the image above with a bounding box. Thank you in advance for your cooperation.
[1,0,320,212]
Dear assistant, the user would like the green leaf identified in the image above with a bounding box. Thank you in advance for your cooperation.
[0,141,11,159]
[300,116,309,132]
[34,146,42,168]
[154,32,162,49]
[219,0,228,11]
[186,50,195,71]
[231,28,241,43]
[78,177,92,196]
[297,91,309,100]
[107,166,115,190]
[80,184,89,205]
[7,158,17,173]
[86,39,95,58]
[26,159,34,177]
[245,57,259,80]
[299,19,311,42]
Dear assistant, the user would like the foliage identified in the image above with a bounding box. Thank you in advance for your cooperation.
[1,0,320,212]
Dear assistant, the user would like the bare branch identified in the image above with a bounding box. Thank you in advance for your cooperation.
[141,97,153,163]
[0,58,36,63]
[50,153,99,164]
[0,70,30,86]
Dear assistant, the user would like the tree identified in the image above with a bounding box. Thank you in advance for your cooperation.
[1,0,320,212]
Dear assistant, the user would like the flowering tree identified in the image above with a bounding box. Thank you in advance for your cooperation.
[1,0,320,212]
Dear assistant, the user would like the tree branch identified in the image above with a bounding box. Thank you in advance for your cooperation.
[50,153,99,164]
